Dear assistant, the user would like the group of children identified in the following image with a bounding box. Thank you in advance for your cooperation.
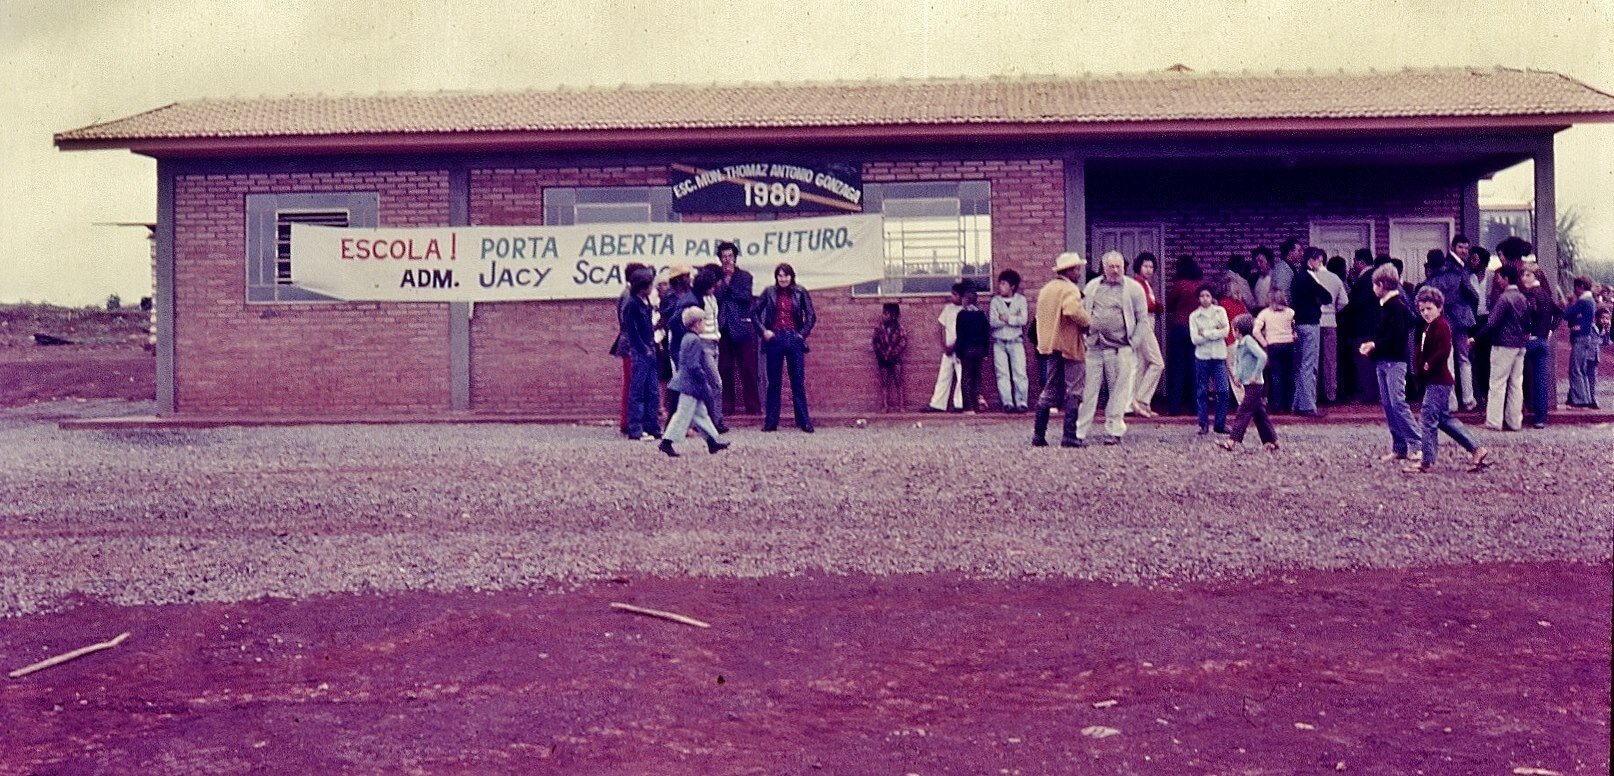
[871,271,1034,417]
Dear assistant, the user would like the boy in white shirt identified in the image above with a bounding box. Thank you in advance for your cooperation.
[1189,283,1231,434]
[926,281,968,412]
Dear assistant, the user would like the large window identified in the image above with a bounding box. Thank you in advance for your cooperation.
[543,186,673,225]
[854,181,992,295]
[246,192,378,302]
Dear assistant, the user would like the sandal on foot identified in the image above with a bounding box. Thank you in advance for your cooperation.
[1216,439,1237,452]
[1402,463,1430,474]
[1263,442,1280,452]
[1467,449,1492,472]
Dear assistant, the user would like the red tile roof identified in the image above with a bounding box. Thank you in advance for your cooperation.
[56,67,1614,151]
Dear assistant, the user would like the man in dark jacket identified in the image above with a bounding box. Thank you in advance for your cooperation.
[1473,264,1529,431]
[620,268,661,441]
[1519,266,1563,428]
[609,261,649,436]
[1343,249,1382,403]
[1290,247,1333,415]
[1421,242,1480,409]
[662,265,701,356]
[1359,263,1422,461]
[713,241,760,416]
[660,264,701,414]
[753,262,817,433]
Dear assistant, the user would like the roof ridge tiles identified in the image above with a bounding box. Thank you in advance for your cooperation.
[1553,70,1614,101]
[54,101,183,139]
[170,65,1564,106]
[54,67,1614,148]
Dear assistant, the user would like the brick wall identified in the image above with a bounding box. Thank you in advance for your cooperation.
[172,170,451,414]
[467,166,668,412]
[820,159,1063,413]
[170,158,1458,418]
[465,159,1062,415]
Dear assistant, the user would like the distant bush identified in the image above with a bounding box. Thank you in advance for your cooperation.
[105,294,121,311]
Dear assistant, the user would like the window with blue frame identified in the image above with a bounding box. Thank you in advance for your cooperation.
[245,192,378,302]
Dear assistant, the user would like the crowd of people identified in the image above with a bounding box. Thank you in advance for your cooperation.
[612,233,1612,464]
[1011,235,1608,468]
[610,241,818,457]
[899,234,1610,467]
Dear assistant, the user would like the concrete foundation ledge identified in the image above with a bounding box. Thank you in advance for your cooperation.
[56,406,1614,430]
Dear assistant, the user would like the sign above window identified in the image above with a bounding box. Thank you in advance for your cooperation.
[670,162,863,214]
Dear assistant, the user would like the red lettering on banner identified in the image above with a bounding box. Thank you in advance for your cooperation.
[338,238,448,261]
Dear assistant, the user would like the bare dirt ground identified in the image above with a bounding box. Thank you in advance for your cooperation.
[0,305,154,408]
[0,304,1609,774]
[2,565,1607,775]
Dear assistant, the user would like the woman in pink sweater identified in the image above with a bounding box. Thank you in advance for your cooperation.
[1253,290,1297,412]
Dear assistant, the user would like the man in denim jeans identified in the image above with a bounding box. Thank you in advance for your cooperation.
[1520,266,1562,428]
[1290,247,1332,416]
[754,263,817,433]
[620,268,662,441]
[1359,263,1422,462]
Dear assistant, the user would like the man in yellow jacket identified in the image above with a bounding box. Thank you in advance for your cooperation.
[1033,251,1093,447]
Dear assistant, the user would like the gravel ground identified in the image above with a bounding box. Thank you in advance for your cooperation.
[2,400,1610,616]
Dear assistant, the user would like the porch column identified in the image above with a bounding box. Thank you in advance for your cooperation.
[1460,177,1481,248]
[155,160,176,414]
[1064,156,1087,262]
[449,166,471,411]
[1532,137,1558,284]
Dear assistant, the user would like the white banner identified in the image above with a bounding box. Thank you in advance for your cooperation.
[290,214,884,302]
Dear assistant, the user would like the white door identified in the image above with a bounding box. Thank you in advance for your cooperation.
[1091,224,1164,277]
[1309,220,1374,265]
[1389,219,1454,286]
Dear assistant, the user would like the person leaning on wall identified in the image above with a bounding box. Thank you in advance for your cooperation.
[713,241,761,417]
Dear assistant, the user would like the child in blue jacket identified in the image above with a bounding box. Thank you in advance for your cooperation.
[1218,313,1279,452]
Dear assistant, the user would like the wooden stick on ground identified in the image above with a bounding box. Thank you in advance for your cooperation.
[9,632,131,679]
[609,602,711,629]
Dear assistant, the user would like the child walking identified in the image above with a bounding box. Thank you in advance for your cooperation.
[1218,313,1280,452]
[1408,287,1491,473]
[658,306,730,457]
[872,302,908,412]
[955,286,991,414]
[990,270,1030,412]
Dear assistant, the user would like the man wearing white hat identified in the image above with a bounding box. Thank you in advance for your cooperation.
[1077,250,1151,445]
[1031,251,1092,447]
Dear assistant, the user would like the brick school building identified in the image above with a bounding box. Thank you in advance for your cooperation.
[56,68,1614,417]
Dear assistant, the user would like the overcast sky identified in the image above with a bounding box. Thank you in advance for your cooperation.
[3,0,1611,305]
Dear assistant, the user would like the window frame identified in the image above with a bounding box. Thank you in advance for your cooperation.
[854,180,992,297]
[245,192,379,303]
[542,186,674,225]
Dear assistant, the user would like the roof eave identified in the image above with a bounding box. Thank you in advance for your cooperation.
[54,113,1614,157]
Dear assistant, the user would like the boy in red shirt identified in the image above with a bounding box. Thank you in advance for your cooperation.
[1409,287,1491,473]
